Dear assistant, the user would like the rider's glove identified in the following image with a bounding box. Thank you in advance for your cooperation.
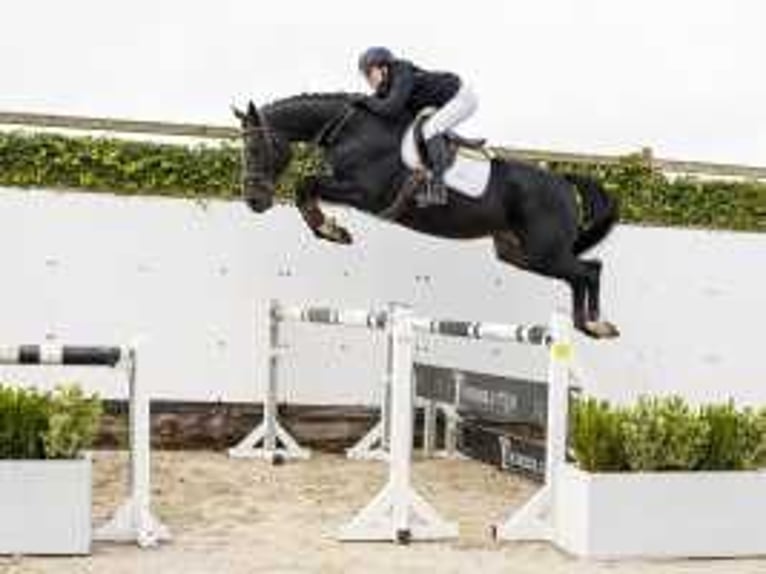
[349,95,369,110]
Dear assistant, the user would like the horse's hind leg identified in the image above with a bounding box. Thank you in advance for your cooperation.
[493,233,618,339]
[561,257,618,339]
[549,256,594,336]
[583,258,602,322]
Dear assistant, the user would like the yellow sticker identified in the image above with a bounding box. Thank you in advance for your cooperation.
[551,343,573,362]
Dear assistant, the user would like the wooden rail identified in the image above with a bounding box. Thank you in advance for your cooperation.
[0,111,238,139]
[2,110,764,180]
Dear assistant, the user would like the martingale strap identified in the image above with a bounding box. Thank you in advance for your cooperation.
[376,170,427,221]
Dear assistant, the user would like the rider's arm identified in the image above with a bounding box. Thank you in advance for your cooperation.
[363,61,414,119]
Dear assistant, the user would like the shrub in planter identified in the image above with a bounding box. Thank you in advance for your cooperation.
[562,395,766,558]
[569,397,627,472]
[620,395,708,472]
[570,395,766,472]
[0,384,102,555]
[0,385,50,459]
[43,385,103,459]
[0,383,102,460]
[695,402,763,470]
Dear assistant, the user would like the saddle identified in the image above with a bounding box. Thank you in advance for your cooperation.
[383,109,494,218]
[412,108,487,172]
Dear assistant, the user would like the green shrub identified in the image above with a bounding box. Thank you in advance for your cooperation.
[695,402,760,470]
[570,395,766,473]
[752,407,766,468]
[43,385,103,459]
[0,386,49,459]
[0,384,102,460]
[570,396,627,471]
[620,396,708,471]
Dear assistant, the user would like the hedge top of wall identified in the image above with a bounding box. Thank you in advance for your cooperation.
[0,130,763,233]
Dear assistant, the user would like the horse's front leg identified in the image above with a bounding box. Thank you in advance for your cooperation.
[295,177,354,245]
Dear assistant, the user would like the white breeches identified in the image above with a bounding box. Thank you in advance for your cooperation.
[421,83,478,140]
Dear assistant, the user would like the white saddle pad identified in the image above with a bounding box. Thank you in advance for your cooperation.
[401,123,492,199]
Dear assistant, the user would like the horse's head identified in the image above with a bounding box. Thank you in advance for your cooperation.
[233,101,288,213]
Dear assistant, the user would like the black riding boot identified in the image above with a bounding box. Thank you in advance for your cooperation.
[418,135,450,207]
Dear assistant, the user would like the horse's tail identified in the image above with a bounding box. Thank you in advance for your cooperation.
[562,172,619,255]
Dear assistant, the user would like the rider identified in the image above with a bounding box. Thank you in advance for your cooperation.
[355,47,478,206]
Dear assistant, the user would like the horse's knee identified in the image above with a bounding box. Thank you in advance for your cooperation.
[492,232,527,268]
[585,258,602,275]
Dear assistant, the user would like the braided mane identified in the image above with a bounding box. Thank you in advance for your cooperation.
[261,92,360,114]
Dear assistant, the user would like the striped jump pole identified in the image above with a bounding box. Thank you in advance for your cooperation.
[0,344,170,548]
[410,316,553,346]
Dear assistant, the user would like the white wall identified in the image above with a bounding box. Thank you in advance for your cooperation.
[3,188,764,406]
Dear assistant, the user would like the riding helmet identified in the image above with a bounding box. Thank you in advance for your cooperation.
[358,46,395,74]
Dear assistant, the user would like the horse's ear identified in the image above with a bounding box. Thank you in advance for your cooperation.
[231,104,246,121]
[247,101,260,122]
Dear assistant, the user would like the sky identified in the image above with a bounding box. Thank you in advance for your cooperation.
[1,0,764,165]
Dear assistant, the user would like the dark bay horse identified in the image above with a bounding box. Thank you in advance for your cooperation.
[233,95,619,338]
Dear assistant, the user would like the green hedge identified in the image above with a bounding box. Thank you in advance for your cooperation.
[548,154,766,232]
[571,395,766,472]
[0,131,240,200]
[0,131,763,232]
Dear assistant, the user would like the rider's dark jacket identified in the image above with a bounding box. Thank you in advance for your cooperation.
[361,59,460,119]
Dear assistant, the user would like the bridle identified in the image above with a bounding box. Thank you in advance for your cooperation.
[240,103,358,192]
[239,102,419,221]
[241,124,278,189]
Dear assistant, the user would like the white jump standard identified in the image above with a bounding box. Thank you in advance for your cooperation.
[406,314,572,542]
[0,344,171,548]
[228,305,311,463]
[491,314,572,542]
[338,305,459,543]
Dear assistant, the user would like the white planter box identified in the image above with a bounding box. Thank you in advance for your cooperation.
[0,458,92,555]
[555,463,766,559]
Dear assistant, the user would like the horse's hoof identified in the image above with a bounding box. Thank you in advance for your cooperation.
[315,221,353,245]
[333,226,353,245]
[583,321,620,339]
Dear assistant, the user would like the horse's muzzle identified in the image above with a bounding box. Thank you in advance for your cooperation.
[244,188,274,213]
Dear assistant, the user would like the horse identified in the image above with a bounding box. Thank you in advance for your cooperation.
[233,94,620,339]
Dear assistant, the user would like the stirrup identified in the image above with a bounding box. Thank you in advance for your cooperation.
[416,178,448,208]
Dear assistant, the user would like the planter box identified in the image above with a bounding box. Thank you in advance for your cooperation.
[555,463,766,559]
[0,458,92,555]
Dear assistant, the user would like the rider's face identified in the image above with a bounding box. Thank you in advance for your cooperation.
[365,65,386,90]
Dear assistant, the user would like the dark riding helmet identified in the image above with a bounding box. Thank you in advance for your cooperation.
[358,46,394,74]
